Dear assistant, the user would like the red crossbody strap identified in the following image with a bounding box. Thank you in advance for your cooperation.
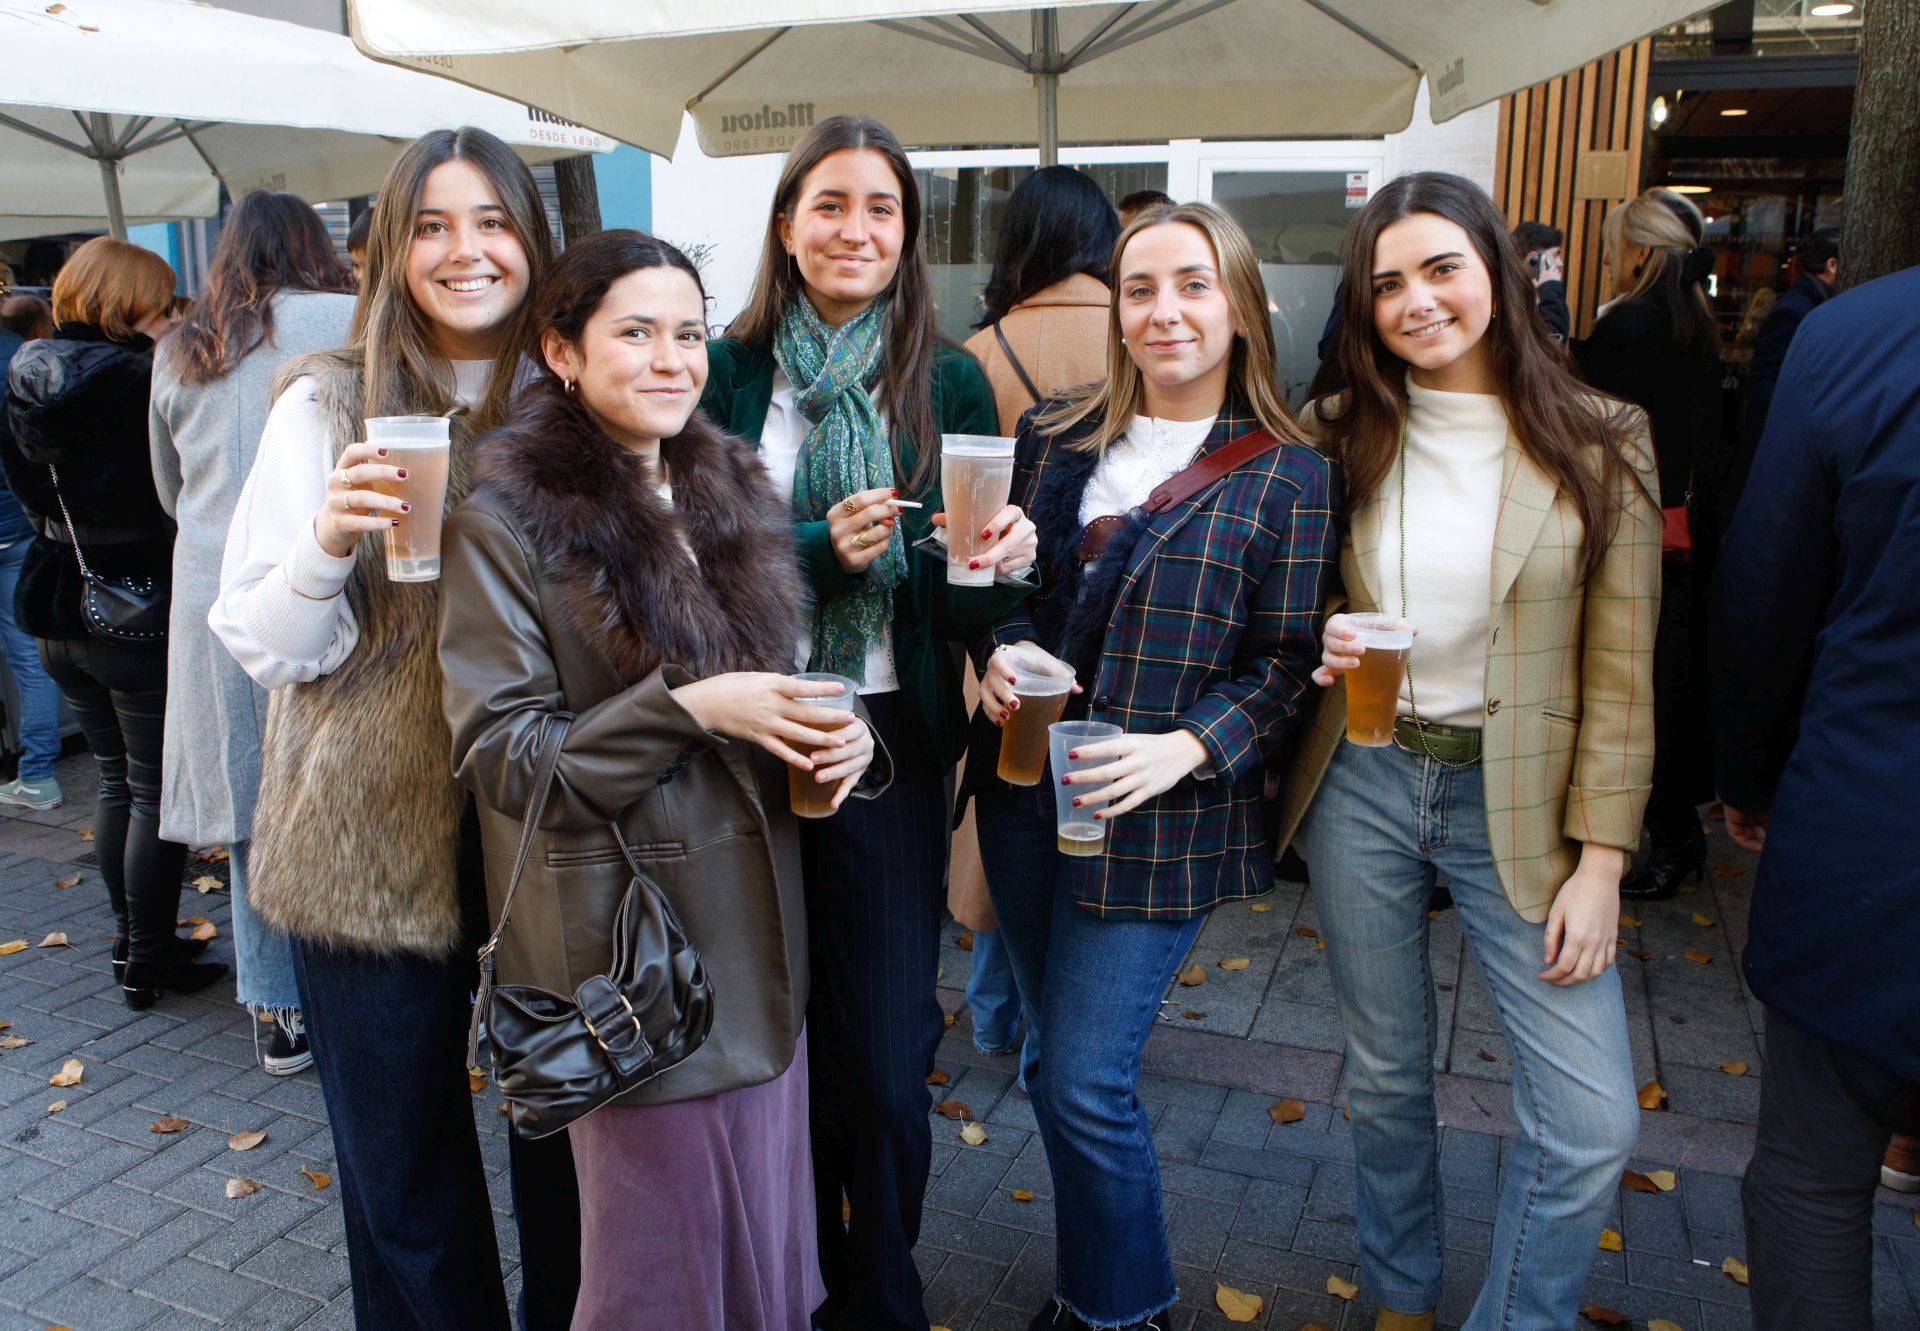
[1142,428,1285,514]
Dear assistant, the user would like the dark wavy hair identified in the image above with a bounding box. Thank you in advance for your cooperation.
[169,191,352,385]
[976,166,1119,328]
[534,227,707,354]
[1323,172,1646,584]
[726,114,941,494]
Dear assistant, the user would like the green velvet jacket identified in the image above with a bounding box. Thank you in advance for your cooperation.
[701,337,1034,768]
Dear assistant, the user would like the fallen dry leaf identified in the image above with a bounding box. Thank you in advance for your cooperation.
[1622,1169,1659,1193]
[1180,1010,1208,1020]
[1010,1189,1035,1203]
[1249,902,1270,913]
[47,4,69,14]
[925,1068,950,1087]
[1317,936,1326,950]
[1684,948,1714,965]
[942,1010,956,1029]
[300,1166,331,1190]
[48,1058,82,1087]
[150,1116,188,1135]
[958,1121,988,1146]
[225,1177,261,1199]
[35,932,69,949]
[1343,1106,1351,1120]
[0,1035,32,1050]
[1326,1274,1359,1300]
[467,1066,486,1094]
[1477,1048,1498,1063]
[1618,913,1643,929]
[1645,1169,1677,1192]
[496,1103,509,1117]
[1268,1098,1306,1125]
[1579,1306,1628,1326]
[933,1100,974,1121]
[181,915,209,926]
[53,874,80,891]
[227,1129,267,1152]
[1626,948,1652,961]
[1176,963,1206,986]
[1710,864,1743,877]
[194,845,227,862]
[1649,1321,1686,1331]
[191,875,224,893]
[1720,1060,1749,1076]
[1295,926,1319,939]
[956,931,974,952]
[1637,1080,1667,1111]
[1214,1282,1264,1322]
[45,1100,66,1114]
[78,827,93,841]
[0,940,28,956]
[1722,1255,1750,1285]
[1218,956,1252,971]
[189,922,217,942]
[1597,1227,1624,1252]
[1691,912,1717,927]
[0,1020,10,1031]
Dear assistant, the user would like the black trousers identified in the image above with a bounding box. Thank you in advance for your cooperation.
[804,691,949,1331]
[1743,1007,1919,1331]
[38,634,187,965]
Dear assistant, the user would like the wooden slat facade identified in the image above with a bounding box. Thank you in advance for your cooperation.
[1495,39,1653,339]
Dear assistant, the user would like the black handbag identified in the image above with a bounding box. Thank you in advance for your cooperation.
[468,712,716,1139]
[47,466,167,646]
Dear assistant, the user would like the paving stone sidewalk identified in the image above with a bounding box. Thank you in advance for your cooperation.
[0,748,1911,1330]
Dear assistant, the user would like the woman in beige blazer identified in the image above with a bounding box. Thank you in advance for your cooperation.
[1272,173,1660,1331]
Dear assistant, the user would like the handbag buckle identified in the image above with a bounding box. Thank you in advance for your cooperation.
[575,974,645,1057]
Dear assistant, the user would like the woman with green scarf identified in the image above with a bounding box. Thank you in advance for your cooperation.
[702,114,1037,1331]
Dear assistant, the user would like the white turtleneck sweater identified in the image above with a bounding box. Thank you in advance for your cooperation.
[1373,376,1507,728]
[1079,413,1219,528]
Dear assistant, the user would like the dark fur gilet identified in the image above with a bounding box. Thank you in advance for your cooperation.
[469,383,805,683]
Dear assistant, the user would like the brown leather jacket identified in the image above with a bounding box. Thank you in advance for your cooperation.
[438,386,886,1105]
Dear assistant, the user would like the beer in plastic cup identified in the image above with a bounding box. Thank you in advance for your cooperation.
[996,643,1075,785]
[1343,614,1413,747]
[788,672,858,819]
[940,434,1016,586]
[1050,720,1122,856]
[364,415,452,582]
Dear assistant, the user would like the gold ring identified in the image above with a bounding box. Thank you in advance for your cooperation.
[339,495,351,512]
[840,496,860,517]
[852,529,874,549]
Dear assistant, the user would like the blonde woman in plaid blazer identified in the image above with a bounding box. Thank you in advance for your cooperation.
[1271,175,1659,1331]
[966,204,1338,1331]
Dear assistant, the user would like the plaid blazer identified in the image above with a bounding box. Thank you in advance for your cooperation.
[1272,410,1661,923]
[972,400,1339,919]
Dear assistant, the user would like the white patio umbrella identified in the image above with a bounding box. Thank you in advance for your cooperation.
[0,0,617,240]
[345,0,1717,162]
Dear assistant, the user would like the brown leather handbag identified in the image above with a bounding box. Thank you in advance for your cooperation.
[468,712,716,1138]
[1073,427,1286,562]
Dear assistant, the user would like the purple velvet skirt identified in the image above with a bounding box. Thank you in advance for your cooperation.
[567,1030,823,1330]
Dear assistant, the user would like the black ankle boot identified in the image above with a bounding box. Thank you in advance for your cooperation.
[122,956,229,1010]
[1620,831,1707,900]
[112,934,213,986]
[1027,1300,1087,1331]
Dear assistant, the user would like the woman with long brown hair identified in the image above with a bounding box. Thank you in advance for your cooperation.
[699,113,1037,1330]
[212,127,550,1328]
[1272,172,1660,1331]
[970,201,1337,1331]
[151,189,355,1076]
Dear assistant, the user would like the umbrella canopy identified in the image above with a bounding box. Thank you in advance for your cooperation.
[346,0,1717,162]
[1,0,616,239]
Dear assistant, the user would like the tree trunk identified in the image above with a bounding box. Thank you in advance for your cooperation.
[553,155,603,247]
[1841,0,1920,288]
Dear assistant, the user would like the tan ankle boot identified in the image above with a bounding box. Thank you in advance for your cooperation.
[1374,1310,1436,1331]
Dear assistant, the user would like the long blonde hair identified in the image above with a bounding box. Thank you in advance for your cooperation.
[1601,191,1719,357]
[1037,202,1300,452]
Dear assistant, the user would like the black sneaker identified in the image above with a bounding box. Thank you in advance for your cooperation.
[261,1007,313,1076]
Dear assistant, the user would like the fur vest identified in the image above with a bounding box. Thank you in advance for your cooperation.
[247,362,478,958]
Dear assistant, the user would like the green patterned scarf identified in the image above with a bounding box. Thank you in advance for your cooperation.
[774,293,902,681]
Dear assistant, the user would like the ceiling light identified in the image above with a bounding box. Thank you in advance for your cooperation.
[1667,184,1713,195]
[1720,107,1749,117]
[1810,3,1856,17]
[1650,95,1670,128]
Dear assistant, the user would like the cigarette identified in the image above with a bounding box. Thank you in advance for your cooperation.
[885,498,924,509]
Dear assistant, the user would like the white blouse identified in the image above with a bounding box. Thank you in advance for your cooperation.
[761,368,898,694]
[211,359,492,691]
[1079,414,1219,529]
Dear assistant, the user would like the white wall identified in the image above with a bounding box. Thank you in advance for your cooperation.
[650,80,1501,332]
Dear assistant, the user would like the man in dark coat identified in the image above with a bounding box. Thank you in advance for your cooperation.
[1713,263,1920,1331]
[1723,227,1840,515]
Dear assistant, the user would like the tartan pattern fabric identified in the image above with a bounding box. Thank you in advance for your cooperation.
[987,404,1340,919]
[1274,415,1661,923]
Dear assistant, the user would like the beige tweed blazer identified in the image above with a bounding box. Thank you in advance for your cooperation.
[1273,419,1661,923]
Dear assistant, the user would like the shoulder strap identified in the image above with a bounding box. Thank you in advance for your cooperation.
[45,466,97,577]
[1142,427,1287,514]
[992,321,1045,406]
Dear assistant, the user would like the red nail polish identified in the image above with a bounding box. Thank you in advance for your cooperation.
[891,488,899,497]
[390,519,399,527]
[396,469,408,479]
[1072,797,1082,807]
[1059,776,1071,787]
[981,528,994,540]
[400,502,411,513]
[1068,750,1080,760]
[377,448,388,456]
[1010,699,1020,710]
[968,560,980,569]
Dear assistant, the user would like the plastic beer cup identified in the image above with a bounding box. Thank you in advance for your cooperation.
[1343,614,1413,747]
[364,415,452,582]
[940,434,1016,586]
[788,672,857,819]
[995,643,1075,786]
[1049,720,1122,856]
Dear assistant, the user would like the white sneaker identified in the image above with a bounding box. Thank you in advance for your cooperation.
[261,1008,313,1076]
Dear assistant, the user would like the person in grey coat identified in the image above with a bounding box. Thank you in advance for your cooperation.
[149,191,355,1075]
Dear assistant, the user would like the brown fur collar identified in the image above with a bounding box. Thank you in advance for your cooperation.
[472,382,805,682]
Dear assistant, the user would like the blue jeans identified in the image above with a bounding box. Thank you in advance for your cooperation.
[976,778,1206,1328]
[227,842,301,1011]
[965,927,1024,1055]
[1296,741,1639,1330]
[0,540,62,781]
